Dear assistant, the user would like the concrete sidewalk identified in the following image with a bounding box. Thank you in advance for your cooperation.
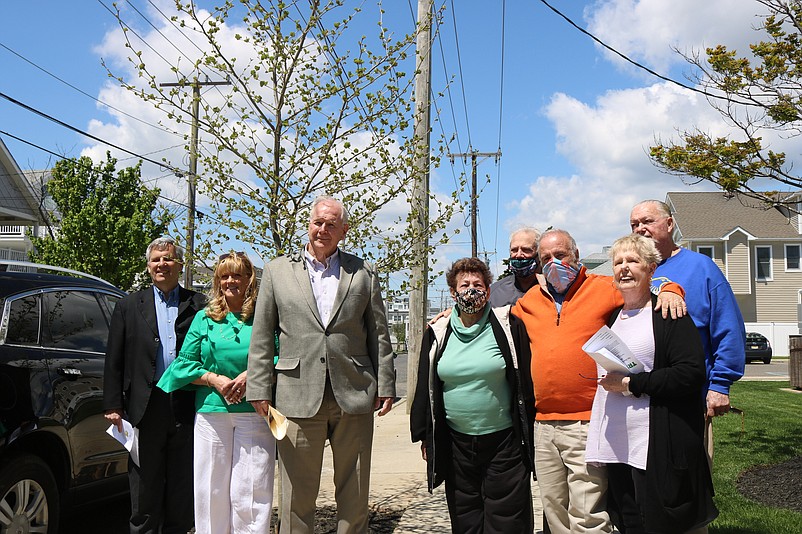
[314,397,545,533]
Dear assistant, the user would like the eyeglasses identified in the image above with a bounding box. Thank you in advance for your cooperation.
[218,251,246,261]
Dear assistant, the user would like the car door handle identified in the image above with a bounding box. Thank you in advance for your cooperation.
[58,367,83,377]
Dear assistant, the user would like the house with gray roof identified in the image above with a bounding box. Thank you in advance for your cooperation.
[666,191,802,323]
[0,138,51,259]
[586,191,802,354]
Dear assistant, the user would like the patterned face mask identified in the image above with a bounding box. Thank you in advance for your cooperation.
[542,258,580,294]
[454,287,488,314]
[508,257,538,277]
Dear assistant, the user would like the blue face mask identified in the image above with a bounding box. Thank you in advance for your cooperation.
[542,258,580,294]
[508,257,538,277]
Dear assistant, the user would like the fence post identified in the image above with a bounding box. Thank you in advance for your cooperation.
[790,335,802,390]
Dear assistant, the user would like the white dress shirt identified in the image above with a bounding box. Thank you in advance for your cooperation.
[304,246,341,326]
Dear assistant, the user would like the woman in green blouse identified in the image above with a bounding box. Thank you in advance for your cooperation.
[158,251,274,533]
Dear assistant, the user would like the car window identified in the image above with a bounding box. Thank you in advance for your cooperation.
[5,294,41,345]
[42,291,110,353]
[101,293,121,319]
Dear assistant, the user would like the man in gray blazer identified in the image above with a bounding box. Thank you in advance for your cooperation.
[249,195,395,534]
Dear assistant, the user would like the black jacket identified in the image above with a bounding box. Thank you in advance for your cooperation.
[103,285,206,426]
[609,295,718,532]
[410,306,535,492]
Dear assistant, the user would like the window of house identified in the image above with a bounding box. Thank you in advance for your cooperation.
[697,246,714,260]
[786,244,801,271]
[755,246,773,281]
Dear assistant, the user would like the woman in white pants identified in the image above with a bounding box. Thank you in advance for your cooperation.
[158,251,274,533]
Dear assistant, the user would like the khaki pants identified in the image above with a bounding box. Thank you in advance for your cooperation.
[534,420,612,534]
[277,383,374,534]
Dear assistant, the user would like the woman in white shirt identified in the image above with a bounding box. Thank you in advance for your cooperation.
[586,234,717,533]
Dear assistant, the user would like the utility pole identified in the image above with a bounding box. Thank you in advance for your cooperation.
[448,150,502,257]
[160,77,230,288]
[408,0,434,413]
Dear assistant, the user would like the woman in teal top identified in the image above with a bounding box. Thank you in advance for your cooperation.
[411,257,536,533]
[158,251,274,533]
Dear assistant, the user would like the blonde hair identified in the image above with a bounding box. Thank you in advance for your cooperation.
[206,252,257,322]
[609,234,662,265]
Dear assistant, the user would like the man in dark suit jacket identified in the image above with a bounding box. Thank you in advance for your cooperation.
[103,237,206,534]
[249,196,395,534]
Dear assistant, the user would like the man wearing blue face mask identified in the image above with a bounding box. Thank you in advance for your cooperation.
[512,228,687,534]
[489,227,541,308]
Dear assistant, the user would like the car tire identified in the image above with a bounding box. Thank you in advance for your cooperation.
[0,454,59,534]
[763,357,772,365]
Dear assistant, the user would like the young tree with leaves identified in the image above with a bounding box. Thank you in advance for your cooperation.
[29,153,171,291]
[651,0,802,206]
[107,0,462,279]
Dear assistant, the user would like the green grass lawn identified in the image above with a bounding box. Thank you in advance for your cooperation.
[710,381,802,533]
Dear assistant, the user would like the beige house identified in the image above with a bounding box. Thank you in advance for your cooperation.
[0,138,51,259]
[667,191,802,355]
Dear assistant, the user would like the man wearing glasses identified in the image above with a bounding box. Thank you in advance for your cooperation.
[103,236,206,534]
[630,200,746,465]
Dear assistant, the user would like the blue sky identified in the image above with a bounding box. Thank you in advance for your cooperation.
[0,1,786,291]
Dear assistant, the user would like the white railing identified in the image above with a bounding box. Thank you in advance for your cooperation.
[0,226,25,237]
[0,248,28,261]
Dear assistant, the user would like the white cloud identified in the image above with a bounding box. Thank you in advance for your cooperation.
[585,0,763,74]
[507,82,730,257]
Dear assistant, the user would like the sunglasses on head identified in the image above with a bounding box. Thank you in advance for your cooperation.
[218,251,246,261]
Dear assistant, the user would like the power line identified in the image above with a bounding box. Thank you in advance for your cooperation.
[537,0,757,106]
[96,0,188,78]
[0,90,182,174]
[0,128,194,214]
[493,0,506,263]
[449,0,472,147]
[0,41,181,137]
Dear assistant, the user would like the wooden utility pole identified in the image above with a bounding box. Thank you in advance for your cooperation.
[160,78,230,288]
[448,150,502,257]
[408,0,434,412]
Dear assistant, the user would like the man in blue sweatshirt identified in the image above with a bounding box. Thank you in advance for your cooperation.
[630,200,745,457]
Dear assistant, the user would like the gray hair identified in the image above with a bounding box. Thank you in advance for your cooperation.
[145,236,184,263]
[537,228,578,262]
[633,199,672,218]
[609,234,662,265]
[510,227,540,246]
[310,195,350,225]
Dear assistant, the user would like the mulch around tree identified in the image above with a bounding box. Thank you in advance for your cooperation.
[736,455,802,513]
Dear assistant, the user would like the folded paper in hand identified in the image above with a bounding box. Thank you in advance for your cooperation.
[264,406,289,440]
[106,419,140,467]
[582,325,644,374]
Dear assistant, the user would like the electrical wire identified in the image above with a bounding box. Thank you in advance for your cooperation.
[449,0,472,148]
[0,41,181,137]
[0,128,199,214]
[537,0,758,106]
[492,0,506,263]
[96,0,189,78]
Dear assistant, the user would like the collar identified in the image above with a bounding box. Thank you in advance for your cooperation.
[153,284,180,304]
[304,246,339,270]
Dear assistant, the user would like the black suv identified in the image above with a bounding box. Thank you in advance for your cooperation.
[0,261,129,533]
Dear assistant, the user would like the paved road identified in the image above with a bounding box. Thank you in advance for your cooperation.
[743,358,789,380]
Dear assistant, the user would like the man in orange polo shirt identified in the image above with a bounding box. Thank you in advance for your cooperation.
[511,228,685,534]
